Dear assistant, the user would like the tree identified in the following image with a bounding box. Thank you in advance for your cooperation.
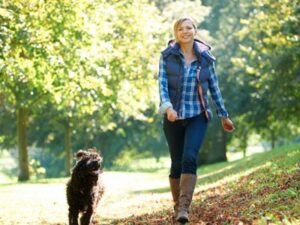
[0,0,116,179]
[233,0,300,147]
[0,0,72,180]
[200,0,299,162]
[1,0,168,179]
[195,0,254,162]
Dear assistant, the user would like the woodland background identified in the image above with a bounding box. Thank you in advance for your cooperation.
[0,0,299,181]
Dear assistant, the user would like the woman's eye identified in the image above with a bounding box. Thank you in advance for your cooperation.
[178,27,193,31]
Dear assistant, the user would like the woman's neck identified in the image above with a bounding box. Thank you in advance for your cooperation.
[179,42,194,55]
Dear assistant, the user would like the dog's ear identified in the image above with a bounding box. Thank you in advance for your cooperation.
[76,150,87,159]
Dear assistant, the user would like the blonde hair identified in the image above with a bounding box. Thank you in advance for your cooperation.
[173,17,197,42]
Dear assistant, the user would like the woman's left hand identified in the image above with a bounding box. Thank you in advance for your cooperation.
[221,118,235,132]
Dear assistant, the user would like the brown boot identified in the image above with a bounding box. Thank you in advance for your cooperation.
[169,177,180,217]
[176,174,197,223]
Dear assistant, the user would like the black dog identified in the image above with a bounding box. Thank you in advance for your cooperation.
[66,149,104,225]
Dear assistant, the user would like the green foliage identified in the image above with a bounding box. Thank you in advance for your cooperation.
[0,150,17,183]
[0,0,169,178]
[233,0,300,136]
[28,159,46,179]
[0,0,299,180]
[152,0,212,41]
[1,0,73,107]
[112,151,169,172]
[201,0,299,158]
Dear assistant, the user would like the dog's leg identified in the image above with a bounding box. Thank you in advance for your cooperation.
[69,207,79,225]
[80,208,94,225]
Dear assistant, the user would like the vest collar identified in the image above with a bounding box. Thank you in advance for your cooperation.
[162,39,211,60]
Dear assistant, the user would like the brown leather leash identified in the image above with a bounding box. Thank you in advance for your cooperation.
[196,65,209,120]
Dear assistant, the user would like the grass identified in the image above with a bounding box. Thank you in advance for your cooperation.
[0,171,170,225]
[0,143,299,225]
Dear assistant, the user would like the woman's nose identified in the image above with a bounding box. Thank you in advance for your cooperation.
[183,28,189,33]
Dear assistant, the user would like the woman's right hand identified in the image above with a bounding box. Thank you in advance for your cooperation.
[166,107,178,122]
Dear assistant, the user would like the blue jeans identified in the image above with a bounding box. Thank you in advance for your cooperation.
[163,113,208,178]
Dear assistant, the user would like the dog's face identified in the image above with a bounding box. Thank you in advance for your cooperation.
[73,149,103,177]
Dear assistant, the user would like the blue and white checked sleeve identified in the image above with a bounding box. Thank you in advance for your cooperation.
[158,55,173,114]
[208,63,229,118]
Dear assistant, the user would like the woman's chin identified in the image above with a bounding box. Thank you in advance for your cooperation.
[179,39,194,44]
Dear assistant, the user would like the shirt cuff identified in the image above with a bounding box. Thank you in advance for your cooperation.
[159,102,173,114]
[216,109,229,118]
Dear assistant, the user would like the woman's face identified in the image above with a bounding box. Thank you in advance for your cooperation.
[176,20,196,44]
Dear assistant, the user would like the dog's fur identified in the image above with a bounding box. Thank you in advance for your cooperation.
[66,149,104,225]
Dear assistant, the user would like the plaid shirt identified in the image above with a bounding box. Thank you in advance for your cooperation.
[158,51,228,119]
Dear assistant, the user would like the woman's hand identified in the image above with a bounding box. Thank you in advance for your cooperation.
[221,118,235,132]
[166,107,178,122]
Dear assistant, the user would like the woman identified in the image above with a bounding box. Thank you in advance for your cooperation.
[158,17,234,223]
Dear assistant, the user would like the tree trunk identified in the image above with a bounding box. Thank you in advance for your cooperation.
[198,121,228,165]
[65,123,72,176]
[271,130,276,150]
[243,147,246,158]
[207,130,227,163]
[242,132,248,158]
[221,131,228,161]
[17,107,29,181]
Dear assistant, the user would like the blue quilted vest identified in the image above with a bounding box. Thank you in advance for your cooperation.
[161,39,216,117]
